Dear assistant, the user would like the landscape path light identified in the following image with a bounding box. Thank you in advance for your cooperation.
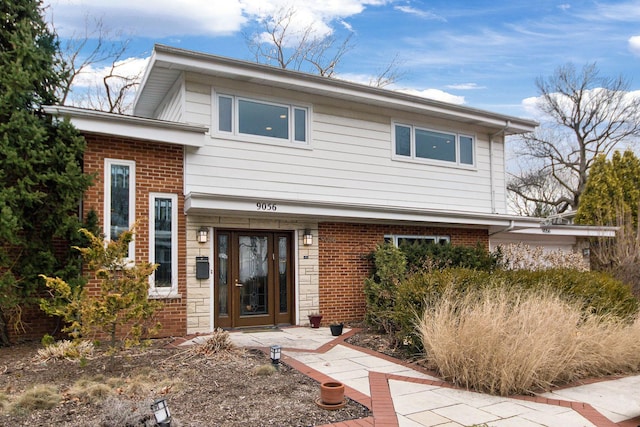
[151,398,171,427]
[270,344,281,365]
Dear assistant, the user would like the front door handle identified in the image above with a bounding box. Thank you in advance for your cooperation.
[235,279,243,287]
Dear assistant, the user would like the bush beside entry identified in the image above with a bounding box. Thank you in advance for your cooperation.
[363,241,640,395]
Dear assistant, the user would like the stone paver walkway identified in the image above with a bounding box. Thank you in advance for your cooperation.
[178,327,640,427]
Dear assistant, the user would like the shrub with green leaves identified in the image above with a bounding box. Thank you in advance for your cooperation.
[399,241,500,272]
[40,226,162,350]
[363,244,406,341]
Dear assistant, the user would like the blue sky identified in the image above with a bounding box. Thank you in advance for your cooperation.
[44,0,640,119]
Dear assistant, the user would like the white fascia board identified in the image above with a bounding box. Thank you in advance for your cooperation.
[184,192,537,229]
[44,105,207,147]
[507,225,617,237]
[138,45,537,134]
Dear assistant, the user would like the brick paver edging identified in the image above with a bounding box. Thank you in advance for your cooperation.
[171,328,625,427]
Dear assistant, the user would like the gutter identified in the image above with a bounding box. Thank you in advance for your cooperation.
[488,120,511,213]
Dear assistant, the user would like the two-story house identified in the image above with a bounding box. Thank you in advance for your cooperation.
[43,44,607,339]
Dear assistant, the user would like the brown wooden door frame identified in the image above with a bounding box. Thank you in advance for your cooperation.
[214,230,294,328]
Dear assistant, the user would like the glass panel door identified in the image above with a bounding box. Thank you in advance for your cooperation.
[215,230,294,328]
[238,235,269,316]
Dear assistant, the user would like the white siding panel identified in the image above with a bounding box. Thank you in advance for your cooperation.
[184,81,211,126]
[185,92,503,214]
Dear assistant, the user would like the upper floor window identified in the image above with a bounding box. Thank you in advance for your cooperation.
[394,123,474,166]
[104,158,135,259]
[216,93,308,144]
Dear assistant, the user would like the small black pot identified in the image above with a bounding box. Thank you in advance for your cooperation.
[330,323,344,336]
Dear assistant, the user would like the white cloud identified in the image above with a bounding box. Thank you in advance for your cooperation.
[521,96,541,118]
[46,0,245,38]
[558,4,571,11]
[445,83,485,90]
[521,88,640,122]
[45,0,389,39]
[394,5,446,22]
[72,57,149,88]
[396,88,465,105]
[629,35,640,56]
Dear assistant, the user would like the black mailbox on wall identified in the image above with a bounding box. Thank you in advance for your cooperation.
[195,256,209,280]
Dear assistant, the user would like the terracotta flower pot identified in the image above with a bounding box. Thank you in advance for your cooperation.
[320,381,345,405]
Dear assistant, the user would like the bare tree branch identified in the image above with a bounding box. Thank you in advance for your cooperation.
[508,62,640,215]
[245,6,403,86]
[52,15,140,113]
[369,54,405,88]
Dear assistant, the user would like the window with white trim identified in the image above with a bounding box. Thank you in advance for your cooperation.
[104,159,135,259]
[149,193,178,295]
[216,93,308,144]
[393,123,475,166]
[384,234,450,246]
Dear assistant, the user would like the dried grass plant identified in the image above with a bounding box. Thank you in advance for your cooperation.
[13,385,61,411]
[35,339,94,362]
[187,328,238,359]
[417,286,640,396]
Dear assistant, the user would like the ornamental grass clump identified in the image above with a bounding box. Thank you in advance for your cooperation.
[36,339,94,362]
[417,286,640,396]
[187,328,238,359]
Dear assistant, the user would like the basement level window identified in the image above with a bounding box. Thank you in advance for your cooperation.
[384,235,451,246]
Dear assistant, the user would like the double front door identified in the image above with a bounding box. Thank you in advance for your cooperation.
[214,231,294,328]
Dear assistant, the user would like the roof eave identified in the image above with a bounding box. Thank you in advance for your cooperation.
[44,105,208,147]
[134,44,537,134]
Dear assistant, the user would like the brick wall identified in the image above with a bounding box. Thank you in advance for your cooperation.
[82,134,187,338]
[318,222,488,325]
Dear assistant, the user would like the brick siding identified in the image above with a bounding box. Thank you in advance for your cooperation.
[318,222,488,325]
[81,134,187,338]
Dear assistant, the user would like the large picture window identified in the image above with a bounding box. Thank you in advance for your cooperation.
[104,159,135,259]
[217,93,308,144]
[149,193,178,296]
[394,123,475,166]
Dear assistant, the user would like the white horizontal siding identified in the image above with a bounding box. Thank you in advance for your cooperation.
[182,81,505,215]
[184,80,211,126]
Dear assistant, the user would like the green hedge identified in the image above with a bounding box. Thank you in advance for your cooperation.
[399,241,500,272]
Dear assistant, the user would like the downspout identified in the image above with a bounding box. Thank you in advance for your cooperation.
[489,219,515,236]
[488,120,511,213]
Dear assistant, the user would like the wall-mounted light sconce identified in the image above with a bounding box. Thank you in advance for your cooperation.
[303,229,313,246]
[582,248,591,257]
[197,227,209,244]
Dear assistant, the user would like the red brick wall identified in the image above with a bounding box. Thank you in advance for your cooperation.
[82,134,187,338]
[318,222,488,325]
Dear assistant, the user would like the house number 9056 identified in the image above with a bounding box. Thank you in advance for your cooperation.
[256,202,277,211]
